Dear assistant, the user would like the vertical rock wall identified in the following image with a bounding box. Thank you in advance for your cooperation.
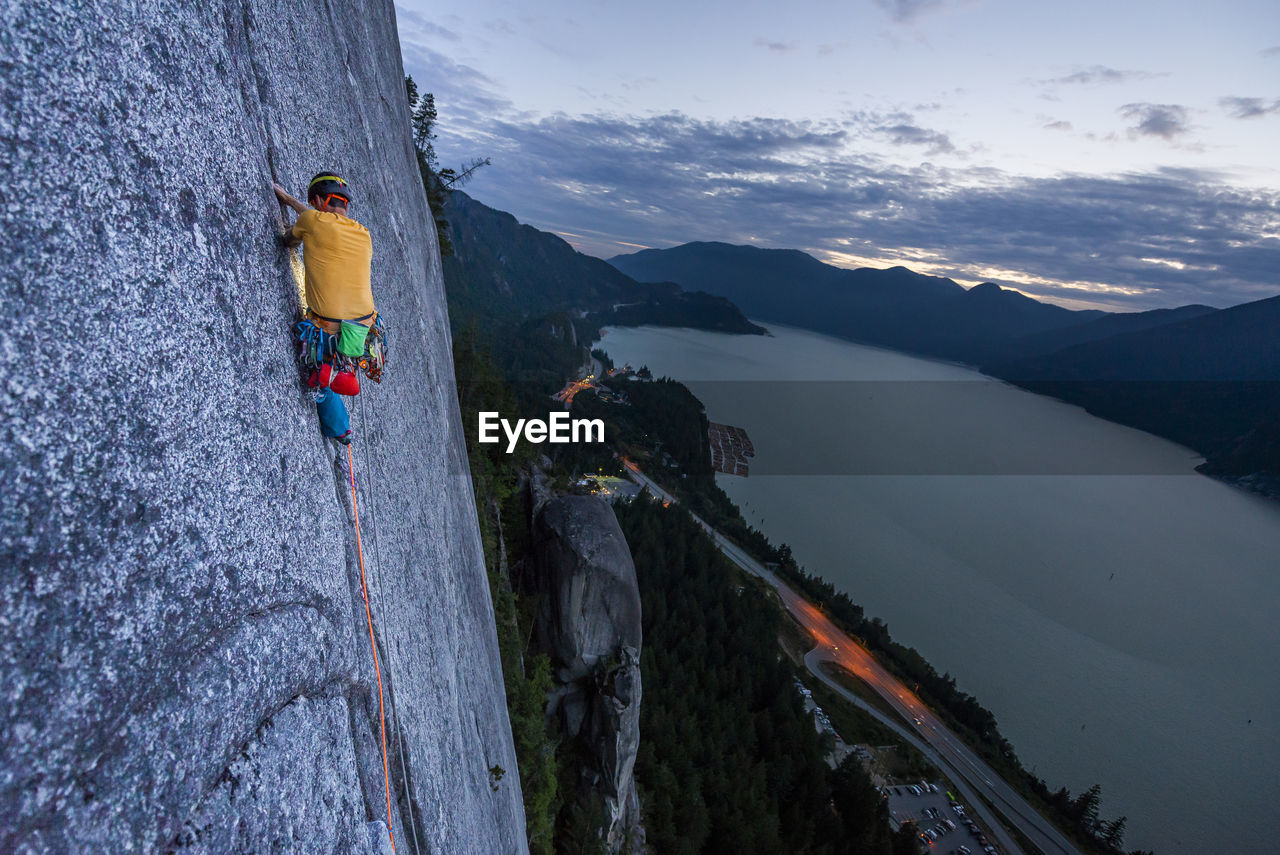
[531,497,642,850]
[1,2,527,853]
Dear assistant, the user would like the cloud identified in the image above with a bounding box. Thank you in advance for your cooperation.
[621,77,658,91]
[398,20,1280,312]
[1043,120,1073,131]
[428,100,1279,310]
[1118,103,1192,139]
[1043,66,1165,86]
[877,123,955,154]
[1262,46,1280,58]
[394,5,460,41]
[754,38,801,53]
[1219,96,1280,119]
[871,0,948,24]
[398,35,520,139]
[484,18,516,36]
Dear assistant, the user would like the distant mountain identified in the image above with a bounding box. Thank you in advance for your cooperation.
[987,294,1280,382]
[1002,304,1218,360]
[986,294,1280,478]
[609,241,1108,364]
[444,190,652,324]
[441,193,761,336]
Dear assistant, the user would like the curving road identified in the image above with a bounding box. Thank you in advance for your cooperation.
[622,460,1081,855]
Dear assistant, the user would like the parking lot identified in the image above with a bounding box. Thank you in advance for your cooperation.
[883,781,999,854]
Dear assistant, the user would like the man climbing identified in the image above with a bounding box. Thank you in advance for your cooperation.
[273,173,377,445]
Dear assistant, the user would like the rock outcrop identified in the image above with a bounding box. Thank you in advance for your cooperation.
[2,2,527,852]
[531,497,642,850]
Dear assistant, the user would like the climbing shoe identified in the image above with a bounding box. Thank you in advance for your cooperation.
[329,370,360,397]
[332,429,354,446]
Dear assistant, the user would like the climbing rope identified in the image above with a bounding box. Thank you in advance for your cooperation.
[347,443,395,853]
[357,394,423,855]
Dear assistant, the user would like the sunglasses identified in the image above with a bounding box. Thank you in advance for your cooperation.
[322,194,349,209]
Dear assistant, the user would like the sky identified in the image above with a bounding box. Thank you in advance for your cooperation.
[395,0,1279,311]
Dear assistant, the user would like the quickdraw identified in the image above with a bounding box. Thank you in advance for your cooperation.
[296,319,338,367]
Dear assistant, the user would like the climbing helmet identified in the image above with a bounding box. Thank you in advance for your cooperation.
[307,172,352,206]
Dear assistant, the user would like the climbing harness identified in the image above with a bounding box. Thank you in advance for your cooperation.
[348,443,397,853]
[296,314,388,383]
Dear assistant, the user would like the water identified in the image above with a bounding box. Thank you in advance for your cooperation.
[599,323,1280,854]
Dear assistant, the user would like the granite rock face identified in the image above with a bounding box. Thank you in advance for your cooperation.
[532,497,642,849]
[2,2,526,853]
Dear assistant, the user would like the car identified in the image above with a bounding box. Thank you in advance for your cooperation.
[957,846,972,855]
[944,819,956,830]
[978,836,989,846]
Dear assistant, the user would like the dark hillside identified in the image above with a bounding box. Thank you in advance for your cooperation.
[442,194,762,344]
[986,294,1280,475]
[1001,304,1218,360]
[443,190,647,324]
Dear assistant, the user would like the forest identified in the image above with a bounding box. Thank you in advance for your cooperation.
[615,497,917,855]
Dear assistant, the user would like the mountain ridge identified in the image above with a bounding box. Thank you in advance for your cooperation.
[609,241,1106,364]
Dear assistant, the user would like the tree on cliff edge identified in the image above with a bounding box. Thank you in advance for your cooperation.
[405,75,489,256]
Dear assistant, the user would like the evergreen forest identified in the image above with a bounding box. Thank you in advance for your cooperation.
[615,496,918,855]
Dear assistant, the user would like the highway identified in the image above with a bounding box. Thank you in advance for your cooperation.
[621,459,1082,855]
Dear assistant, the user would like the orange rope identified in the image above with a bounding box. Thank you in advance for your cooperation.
[348,443,396,853]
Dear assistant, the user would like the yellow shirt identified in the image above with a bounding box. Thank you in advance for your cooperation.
[293,208,375,321]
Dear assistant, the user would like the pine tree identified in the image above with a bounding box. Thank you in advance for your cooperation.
[411,90,438,171]
[1101,815,1127,849]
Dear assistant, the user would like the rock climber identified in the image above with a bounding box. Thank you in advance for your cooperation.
[273,173,377,445]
